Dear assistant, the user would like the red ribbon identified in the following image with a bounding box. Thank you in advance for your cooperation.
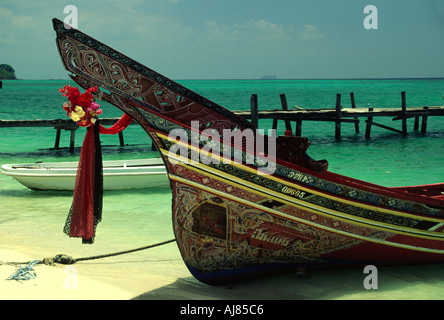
[64,113,133,243]
[99,113,133,135]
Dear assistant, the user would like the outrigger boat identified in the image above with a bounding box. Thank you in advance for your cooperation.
[1,158,168,191]
[52,18,444,285]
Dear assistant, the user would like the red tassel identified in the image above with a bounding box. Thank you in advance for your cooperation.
[63,113,131,244]
[64,125,101,243]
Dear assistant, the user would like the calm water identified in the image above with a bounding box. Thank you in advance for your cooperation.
[1,79,444,299]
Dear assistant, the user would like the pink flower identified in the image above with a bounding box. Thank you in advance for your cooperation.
[90,102,100,110]
[59,86,103,127]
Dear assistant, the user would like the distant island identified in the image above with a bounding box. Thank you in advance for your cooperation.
[0,64,17,80]
[260,75,277,80]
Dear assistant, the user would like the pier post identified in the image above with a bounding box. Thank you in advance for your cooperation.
[335,94,342,140]
[350,92,360,134]
[53,122,78,152]
[69,129,76,153]
[365,107,374,139]
[421,106,429,134]
[414,116,419,131]
[250,94,259,129]
[295,119,302,136]
[54,128,62,149]
[118,132,125,146]
[401,92,407,136]
[279,94,292,132]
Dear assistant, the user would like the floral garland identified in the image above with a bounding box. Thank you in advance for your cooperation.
[59,85,102,127]
[58,85,134,244]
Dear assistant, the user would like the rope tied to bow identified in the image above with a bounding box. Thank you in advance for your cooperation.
[4,239,176,281]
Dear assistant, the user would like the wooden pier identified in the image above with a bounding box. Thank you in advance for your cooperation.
[1,91,444,152]
[0,117,135,153]
[238,92,444,140]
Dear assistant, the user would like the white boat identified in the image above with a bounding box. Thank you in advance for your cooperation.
[0,158,169,191]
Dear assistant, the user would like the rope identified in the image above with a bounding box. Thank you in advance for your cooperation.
[4,238,176,280]
[6,260,40,281]
[68,238,176,263]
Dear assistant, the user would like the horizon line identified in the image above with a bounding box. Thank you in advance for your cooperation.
[4,76,444,81]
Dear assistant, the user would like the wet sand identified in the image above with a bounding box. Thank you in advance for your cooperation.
[2,245,444,300]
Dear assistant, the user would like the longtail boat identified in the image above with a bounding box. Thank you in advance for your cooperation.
[52,18,444,285]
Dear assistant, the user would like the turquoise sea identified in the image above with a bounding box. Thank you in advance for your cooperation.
[1,78,444,300]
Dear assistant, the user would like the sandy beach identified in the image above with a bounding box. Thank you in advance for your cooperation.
[0,248,134,300]
[3,243,444,300]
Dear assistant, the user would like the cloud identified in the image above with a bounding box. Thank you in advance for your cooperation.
[0,5,49,47]
[298,24,324,42]
[247,20,292,42]
[202,18,294,46]
[0,7,31,26]
[202,19,324,47]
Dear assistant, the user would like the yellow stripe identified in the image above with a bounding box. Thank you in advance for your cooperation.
[157,131,443,223]
[169,173,444,254]
[162,148,444,242]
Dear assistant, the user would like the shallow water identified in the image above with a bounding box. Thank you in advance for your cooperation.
[1,79,444,299]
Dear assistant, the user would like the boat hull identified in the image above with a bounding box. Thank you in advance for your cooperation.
[168,162,444,284]
[1,159,168,191]
[51,18,444,285]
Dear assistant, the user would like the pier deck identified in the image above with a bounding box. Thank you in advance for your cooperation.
[1,91,444,152]
[238,92,444,140]
[0,118,133,152]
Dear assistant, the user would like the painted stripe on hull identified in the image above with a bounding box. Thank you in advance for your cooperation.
[162,149,444,242]
[157,131,443,221]
[170,172,444,254]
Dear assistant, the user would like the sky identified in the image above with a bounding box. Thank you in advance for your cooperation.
[1,0,444,80]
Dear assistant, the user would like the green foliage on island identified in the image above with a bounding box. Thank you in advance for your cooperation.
[0,64,17,80]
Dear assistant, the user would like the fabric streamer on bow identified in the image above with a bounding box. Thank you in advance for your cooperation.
[59,85,132,243]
